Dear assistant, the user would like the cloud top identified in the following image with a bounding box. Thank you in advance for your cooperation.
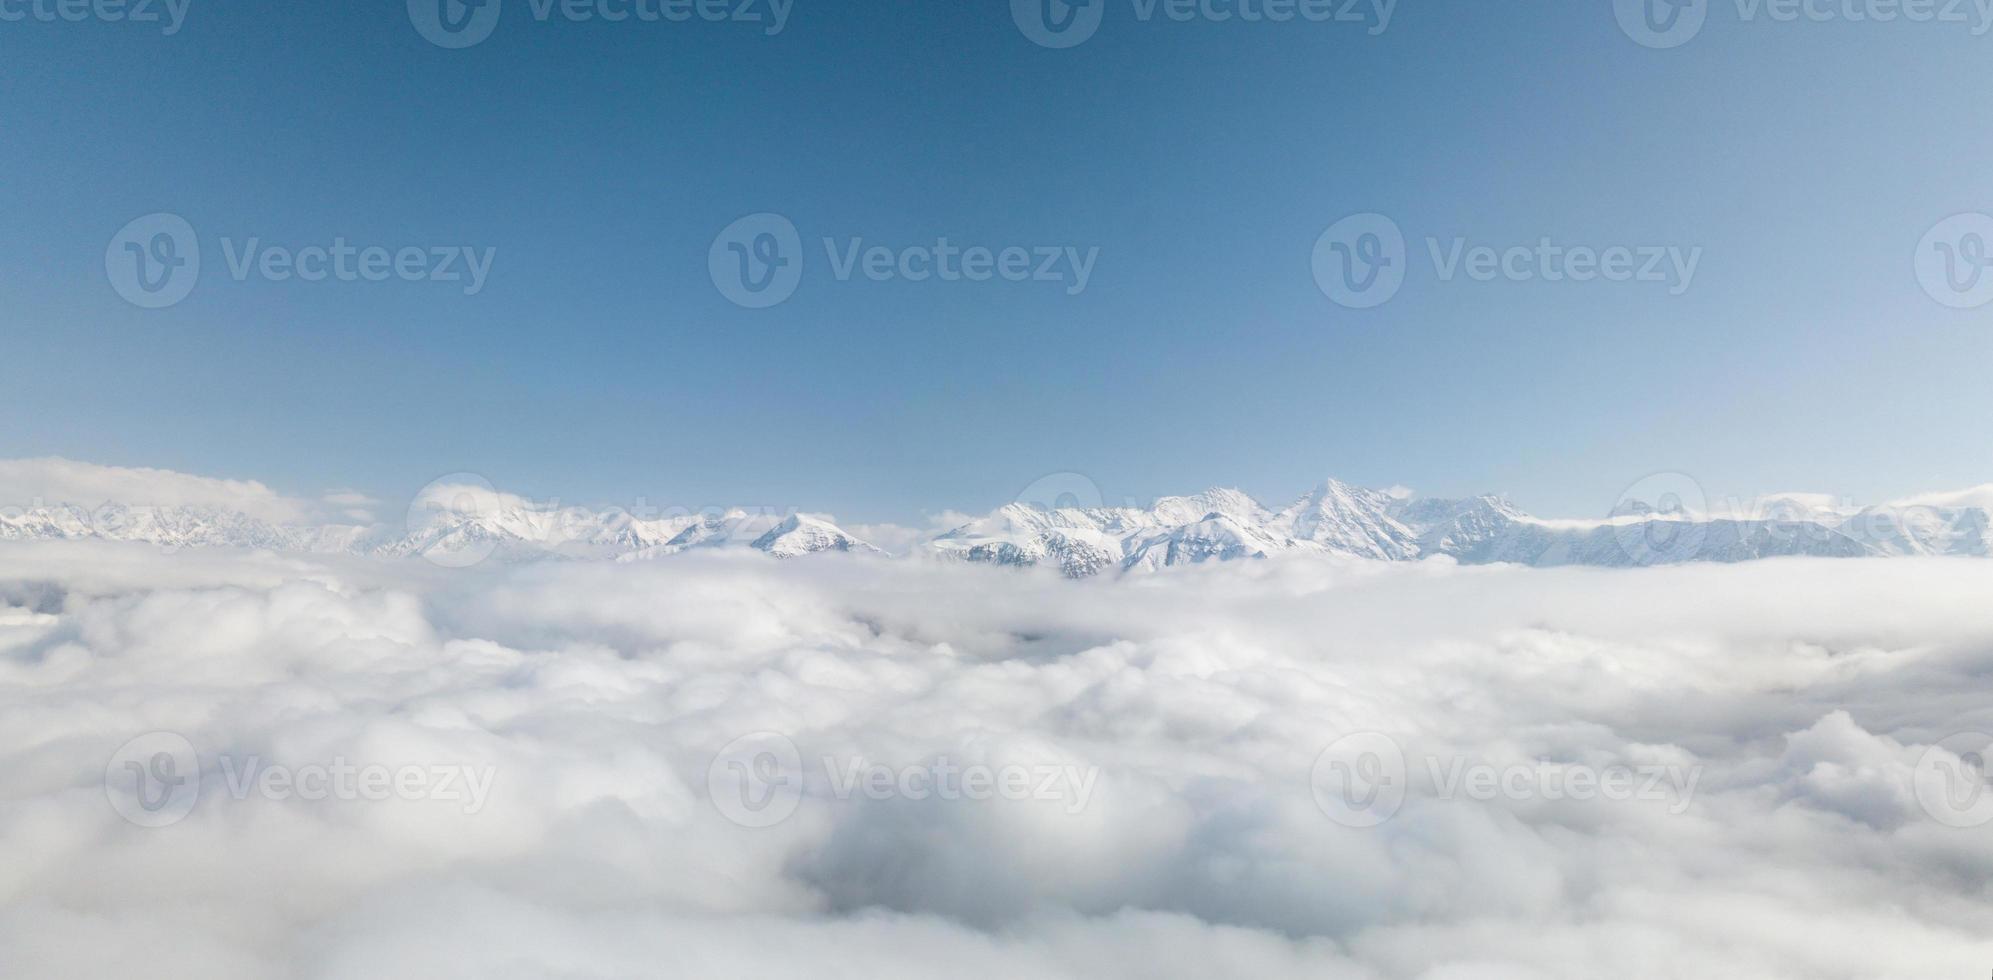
[5,546,1993,977]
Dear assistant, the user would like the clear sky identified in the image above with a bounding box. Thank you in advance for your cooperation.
[3,0,1990,523]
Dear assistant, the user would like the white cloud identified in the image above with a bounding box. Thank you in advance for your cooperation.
[0,458,367,525]
[1886,483,1993,512]
[4,548,1993,978]
[846,511,981,556]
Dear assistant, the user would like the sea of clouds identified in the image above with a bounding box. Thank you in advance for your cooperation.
[4,541,1993,978]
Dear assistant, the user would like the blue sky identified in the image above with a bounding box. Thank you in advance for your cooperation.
[2,0,1990,523]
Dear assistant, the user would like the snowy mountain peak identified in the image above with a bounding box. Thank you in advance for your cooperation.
[750,514,884,558]
[9,464,1993,577]
[1148,488,1269,527]
[1268,480,1420,560]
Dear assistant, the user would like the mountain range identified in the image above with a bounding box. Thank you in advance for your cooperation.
[4,477,1990,576]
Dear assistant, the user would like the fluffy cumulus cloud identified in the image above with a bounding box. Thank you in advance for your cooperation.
[4,544,1993,978]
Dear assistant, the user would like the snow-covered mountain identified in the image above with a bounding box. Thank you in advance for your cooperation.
[0,502,376,554]
[6,471,1993,576]
[0,498,879,565]
[928,478,1988,576]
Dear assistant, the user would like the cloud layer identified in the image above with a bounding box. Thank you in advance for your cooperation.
[4,545,1993,978]
[0,458,373,525]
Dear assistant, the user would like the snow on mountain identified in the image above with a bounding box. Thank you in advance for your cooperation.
[387,486,704,564]
[609,510,884,562]
[925,478,1970,576]
[750,513,885,558]
[0,503,366,554]
[1268,479,1422,560]
[1146,488,1271,527]
[927,504,1127,577]
[1389,493,1529,558]
[931,479,1430,575]
[613,509,779,561]
[1836,503,1993,558]
[0,496,879,565]
[1120,511,1290,571]
[7,462,1993,575]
